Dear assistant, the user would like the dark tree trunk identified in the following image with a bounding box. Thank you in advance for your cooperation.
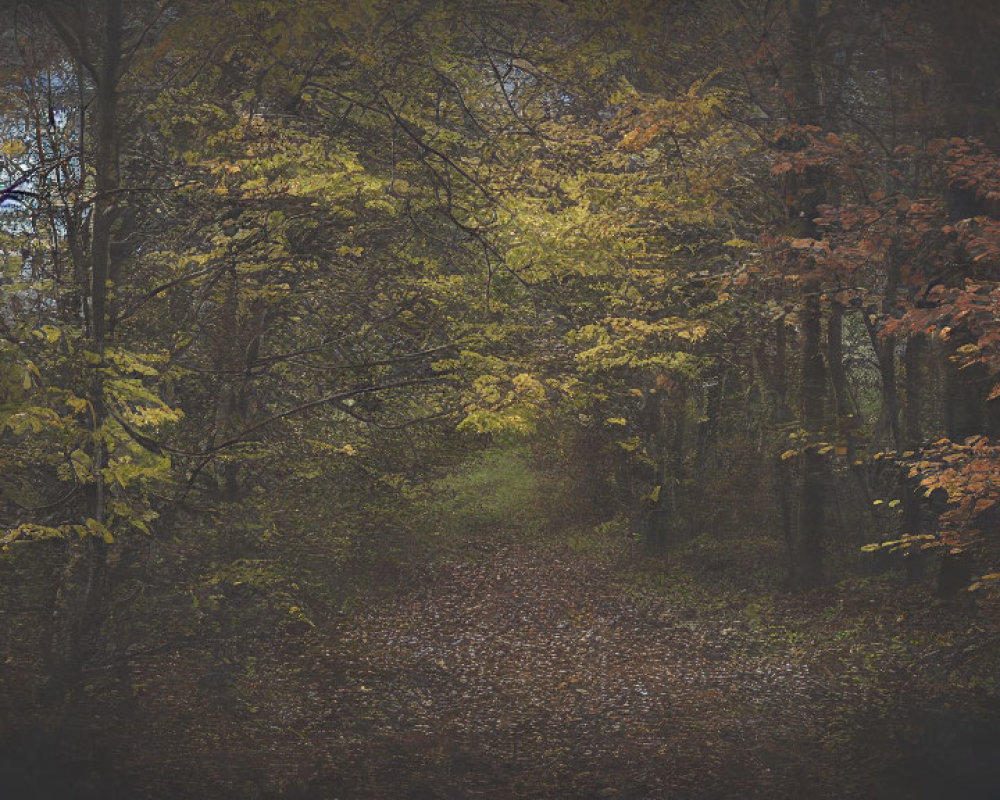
[42,0,123,703]
[944,355,985,442]
[827,301,850,424]
[903,334,925,449]
[787,0,829,588]
[798,282,826,586]
[901,334,925,563]
[877,332,902,449]
[774,319,792,422]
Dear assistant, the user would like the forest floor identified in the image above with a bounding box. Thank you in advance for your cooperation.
[5,450,1000,799]
[316,538,858,799]
[112,528,998,800]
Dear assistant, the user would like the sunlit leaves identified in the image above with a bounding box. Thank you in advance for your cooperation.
[458,372,549,435]
[571,318,709,374]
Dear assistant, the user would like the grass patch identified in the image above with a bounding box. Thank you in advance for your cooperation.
[423,444,545,542]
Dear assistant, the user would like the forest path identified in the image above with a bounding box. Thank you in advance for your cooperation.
[325,540,854,799]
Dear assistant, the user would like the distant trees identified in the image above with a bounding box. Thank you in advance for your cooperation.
[734,0,1000,589]
[451,0,1000,591]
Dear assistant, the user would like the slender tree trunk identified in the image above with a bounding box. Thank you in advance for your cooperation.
[877,331,901,449]
[798,282,826,586]
[827,301,850,423]
[89,0,123,525]
[211,262,241,498]
[695,372,725,475]
[43,0,123,701]
[903,334,924,449]
[944,349,985,442]
[669,384,689,536]
[774,319,792,422]
[901,334,924,562]
[641,390,667,547]
[787,0,829,587]
[876,247,904,449]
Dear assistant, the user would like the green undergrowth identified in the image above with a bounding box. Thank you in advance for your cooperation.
[312,443,559,606]
[354,443,549,574]
[160,442,556,634]
[419,444,549,545]
[606,528,789,617]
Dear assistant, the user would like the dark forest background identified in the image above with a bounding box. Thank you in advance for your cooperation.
[2,1,1000,797]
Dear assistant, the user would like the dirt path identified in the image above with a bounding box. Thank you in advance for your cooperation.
[317,542,859,799]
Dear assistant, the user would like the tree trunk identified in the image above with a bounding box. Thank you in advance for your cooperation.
[903,334,925,449]
[901,334,925,567]
[43,0,123,702]
[788,0,828,588]
[876,331,902,449]
[944,352,985,442]
[774,319,792,422]
[798,282,826,586]
[827,301,851,424]
[89,0,123,524]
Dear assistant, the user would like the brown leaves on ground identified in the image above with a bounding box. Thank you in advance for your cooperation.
[316,543,853,799]
[81,538,997,800]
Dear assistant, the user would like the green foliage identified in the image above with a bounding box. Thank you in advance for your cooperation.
[422,445,545,540]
